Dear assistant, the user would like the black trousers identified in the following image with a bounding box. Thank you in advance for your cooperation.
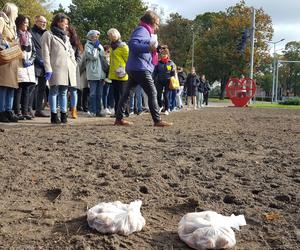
[13,82,35,114]
[156,79,170,110]
[116,71,161,123]
[35,76,47,112]
[203,92,209,105]
[112,80,128,114]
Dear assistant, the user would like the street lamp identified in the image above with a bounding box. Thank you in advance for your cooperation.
[191,26,195,68]
[268,38,285,102]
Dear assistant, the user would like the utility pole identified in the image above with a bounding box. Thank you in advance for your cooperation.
[269,39,285,102]
[191,28,195,68]
[249,7,255,80]
[272,43,276,103]
[275,60,279,102]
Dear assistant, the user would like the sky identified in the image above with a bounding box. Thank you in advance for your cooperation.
[57,0,300,52]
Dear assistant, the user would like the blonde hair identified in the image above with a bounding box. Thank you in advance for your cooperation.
[2,2,18,23]
[107,28,121,42]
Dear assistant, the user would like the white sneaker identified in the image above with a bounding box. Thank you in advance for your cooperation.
[87,111,96,117]
[105,108,112,115]
[164,110,169,115]
[129,111,134,116]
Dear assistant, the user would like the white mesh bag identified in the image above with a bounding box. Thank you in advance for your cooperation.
[178,211,246,250]
[87,200,146,235]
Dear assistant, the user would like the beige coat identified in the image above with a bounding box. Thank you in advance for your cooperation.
[41,31,77,87]
[0,14,21,89]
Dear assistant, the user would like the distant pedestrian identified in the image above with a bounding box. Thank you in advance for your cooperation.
[185,67,200,109]
[203,78,211,106]
[176,66,186,109]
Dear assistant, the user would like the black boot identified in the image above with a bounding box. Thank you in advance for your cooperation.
[60,112,67,123]
[51,112,61,124]
[0,112,10,123]
[5,111,18,123]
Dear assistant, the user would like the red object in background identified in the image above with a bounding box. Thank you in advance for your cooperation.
[226,77,257,107]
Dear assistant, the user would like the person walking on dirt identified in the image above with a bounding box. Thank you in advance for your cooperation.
[114,10,172,127]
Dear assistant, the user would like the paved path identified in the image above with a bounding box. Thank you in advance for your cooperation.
[0,102,231,127]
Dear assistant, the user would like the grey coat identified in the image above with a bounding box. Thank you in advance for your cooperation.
[41,31,77,87]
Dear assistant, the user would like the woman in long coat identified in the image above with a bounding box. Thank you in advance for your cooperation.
[41,13,77,124]
[0,3,20,123]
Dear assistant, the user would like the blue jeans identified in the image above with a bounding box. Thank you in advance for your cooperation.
[49,85,68,113]
[130,84,143,112]
[102,83,110,109]
[69,87,78,108]
[168,89,177,111]
[89,80,104,114]
[196,91,204,108]
[0,86,14,112]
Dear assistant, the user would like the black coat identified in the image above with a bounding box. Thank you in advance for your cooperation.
[203,81,211,94]
[30,25,47,77]
[185,73,200,96]
[153,60,176,83]
[178,71,187,86]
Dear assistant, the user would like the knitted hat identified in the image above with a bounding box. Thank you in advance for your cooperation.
[87,30,100,39]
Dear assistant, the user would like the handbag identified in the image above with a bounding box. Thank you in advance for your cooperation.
[0,43,22,66]
[115,65,126,78]
[111,49,126,78]
[169,74,180,90]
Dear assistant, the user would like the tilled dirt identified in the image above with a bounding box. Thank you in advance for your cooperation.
[0,107,299,250]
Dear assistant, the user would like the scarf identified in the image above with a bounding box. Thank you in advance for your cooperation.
[111,40,123,50]
[32,24,46,35]
[139,21,158,65]
[18,30,30,46]
[51,26,66,43]
[160,56,169,64]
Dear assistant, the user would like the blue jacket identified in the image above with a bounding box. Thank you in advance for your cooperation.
[84,40,106,81]
[126,26,154,73]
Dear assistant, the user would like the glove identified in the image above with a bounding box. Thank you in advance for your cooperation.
[44,72,53,81]
[94,40,100,48]
[23,59,32,68]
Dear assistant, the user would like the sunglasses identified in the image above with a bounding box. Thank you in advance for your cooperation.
[161,47,167,50]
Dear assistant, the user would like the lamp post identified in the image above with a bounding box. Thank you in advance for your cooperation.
[268,39,285,102]
[191,27,195,68]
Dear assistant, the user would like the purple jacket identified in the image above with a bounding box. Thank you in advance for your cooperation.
[126,26,154,73]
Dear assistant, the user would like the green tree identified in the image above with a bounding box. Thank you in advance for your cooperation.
[67,0,147,44]
[281,41,300,96]
[0,0,53,25]
[194,0,273,98]
[158,13,193,67]
[53,3,66,15]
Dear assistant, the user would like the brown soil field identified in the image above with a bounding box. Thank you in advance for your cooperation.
[0,107,299,250]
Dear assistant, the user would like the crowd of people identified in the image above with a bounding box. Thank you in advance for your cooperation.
[0,3,211,126]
